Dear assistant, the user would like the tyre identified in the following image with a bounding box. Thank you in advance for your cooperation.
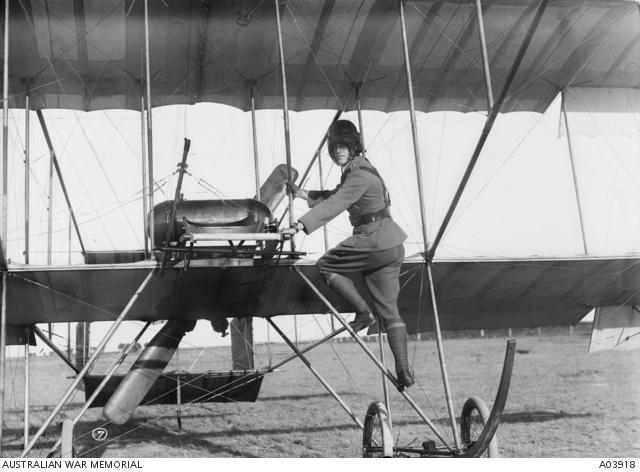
[460,395,499,457]
[363,401,393,457]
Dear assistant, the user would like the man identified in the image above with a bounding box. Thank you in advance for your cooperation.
[286,120,414,389]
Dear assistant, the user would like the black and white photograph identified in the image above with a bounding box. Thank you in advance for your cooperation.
[0,0,638,462]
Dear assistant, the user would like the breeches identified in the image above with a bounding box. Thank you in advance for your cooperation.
[316,245,405,327]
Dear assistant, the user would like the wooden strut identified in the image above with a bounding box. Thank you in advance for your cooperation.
[475,0,494,111]
[250,84,261,201]
[355,86,391,421]
[561,91,589,255]
[294,267,452,450]
[273,0,296,249]
[398,0,460,448]
[144,0,155,254]
[21,270,155,457]
[24,94,30,264]
[24,327,30,451]
[140,92,149,256]
[0,273,6,455]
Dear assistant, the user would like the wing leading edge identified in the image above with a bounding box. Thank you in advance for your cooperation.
[5,256,640,334]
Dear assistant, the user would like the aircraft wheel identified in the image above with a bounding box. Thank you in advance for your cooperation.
[460,396,499,457]
[363,401,393,457]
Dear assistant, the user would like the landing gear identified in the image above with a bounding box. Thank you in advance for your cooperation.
[359,340,515,458]
[363,401,393,458]
[461,396,499,457]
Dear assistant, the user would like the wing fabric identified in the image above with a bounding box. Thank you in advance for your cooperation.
[6,256,640,334]
[3,0,639,113]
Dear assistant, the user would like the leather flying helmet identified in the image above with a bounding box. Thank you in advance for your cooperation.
[327,119,363,160]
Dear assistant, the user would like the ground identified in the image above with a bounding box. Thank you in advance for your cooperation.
[2,331,639,457]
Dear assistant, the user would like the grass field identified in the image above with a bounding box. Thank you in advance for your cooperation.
[2,330,639,457]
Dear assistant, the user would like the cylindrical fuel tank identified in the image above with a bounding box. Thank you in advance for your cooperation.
[149,199,272,247]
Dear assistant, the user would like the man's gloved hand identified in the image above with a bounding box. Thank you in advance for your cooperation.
[285,181,308,200]
[281,221,305,239]
[281,227,297,239]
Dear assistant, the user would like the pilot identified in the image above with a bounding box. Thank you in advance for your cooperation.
[286,119,414,389]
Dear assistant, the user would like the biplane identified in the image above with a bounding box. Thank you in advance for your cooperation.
[0,0,639,458]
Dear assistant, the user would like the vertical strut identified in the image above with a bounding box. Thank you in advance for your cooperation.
[47,139,53,264]
[24,94,29,264]
[144,0,155,251]
[561,91,588,255]
[250,84,261,200]
[317,143,330,253]
[0,273,6,454]
[398,0,460,449]
[398,1,430,256]
[1,0,7,247]
[140,92,149,256]
[66,322,71,361]
[267,318,364,430]
[274,0,296,249]
[355,86,390,416]
[23,327,29,450]
[425,262,459,446]
[355,84,367,158]
[475,0,494,110]
[376,329,391,428]
[21,270,155,457]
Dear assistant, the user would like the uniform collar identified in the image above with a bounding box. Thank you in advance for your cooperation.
[341,155,364,173]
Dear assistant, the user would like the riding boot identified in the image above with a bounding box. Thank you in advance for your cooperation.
[387,323,415,389]
[324,273,375,332]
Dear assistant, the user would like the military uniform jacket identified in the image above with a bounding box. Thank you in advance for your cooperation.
[298,156,407,252]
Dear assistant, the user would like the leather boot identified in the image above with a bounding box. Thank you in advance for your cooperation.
[323,273,375,331]
[396,368,415,390]
[387,323,415,389]
[349,311,376,332]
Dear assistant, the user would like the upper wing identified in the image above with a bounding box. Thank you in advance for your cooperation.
[5,0,639,113]
[6,255,640,334]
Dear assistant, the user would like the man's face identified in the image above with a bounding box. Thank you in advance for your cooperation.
[333,144,351,166]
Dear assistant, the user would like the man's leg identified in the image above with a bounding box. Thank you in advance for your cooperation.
[316,250,375,331]
[363,247,414,388]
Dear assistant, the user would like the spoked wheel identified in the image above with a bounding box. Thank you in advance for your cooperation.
[460,396,499,457]
[363,401,393,457]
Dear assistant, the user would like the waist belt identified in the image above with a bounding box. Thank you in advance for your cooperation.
[350,207,390,227]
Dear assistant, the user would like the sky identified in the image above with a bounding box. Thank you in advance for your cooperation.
[3,86,640,359]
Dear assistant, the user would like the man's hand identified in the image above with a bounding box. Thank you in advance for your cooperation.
[281,221,305,239]
[285,181,308,200]
[281,227,297,239]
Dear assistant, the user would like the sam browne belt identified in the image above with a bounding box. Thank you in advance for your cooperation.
[350,207,390,227]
